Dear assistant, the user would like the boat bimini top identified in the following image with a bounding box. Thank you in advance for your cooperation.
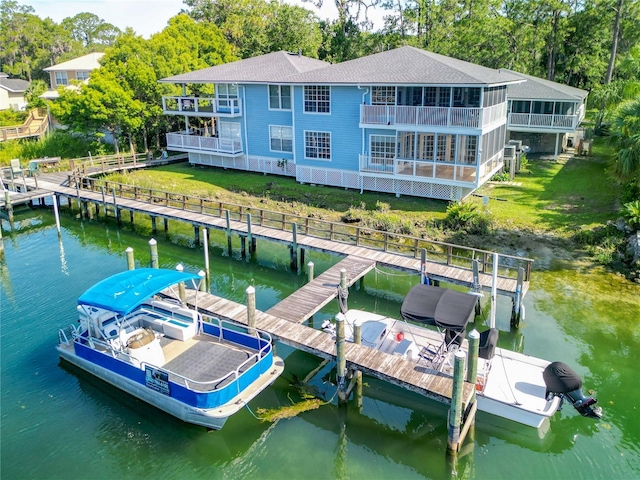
[400,284,477,332]
[77,268,202,316]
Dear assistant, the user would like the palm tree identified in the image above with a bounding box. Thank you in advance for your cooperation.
[610,97,640,185]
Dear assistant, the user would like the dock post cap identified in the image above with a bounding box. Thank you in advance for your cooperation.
[454,350,466,360]
[246,285,255,294]
[175,264,184,272]
[148,238,157,245]
[198,270,205,278]
[125,247,133,252]
[468,329,480,339]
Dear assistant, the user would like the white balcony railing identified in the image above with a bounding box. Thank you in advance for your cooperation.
[359,154,478,184]
[507,112,579,130]
[360,104,500,129]
[162,96,242,117]
[166,132,243,154]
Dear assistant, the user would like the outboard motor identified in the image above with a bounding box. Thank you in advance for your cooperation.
[543,361,602,419]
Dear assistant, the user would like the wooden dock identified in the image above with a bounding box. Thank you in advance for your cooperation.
[16,175,528,299]
[182,288,476,409]
[266,255,375,323]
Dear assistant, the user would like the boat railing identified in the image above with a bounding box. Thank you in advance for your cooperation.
[58,325,76,346]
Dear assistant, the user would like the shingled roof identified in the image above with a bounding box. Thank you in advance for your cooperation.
[43,52,104,72]
[501,69,588,101]
[286,47,523,85]
[160,51,330,84]
[160,47,523,86]
[0,76,29,93]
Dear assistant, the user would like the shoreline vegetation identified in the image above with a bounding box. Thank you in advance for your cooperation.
[97,138,638,283]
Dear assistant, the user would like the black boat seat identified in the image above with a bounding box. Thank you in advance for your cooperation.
[478,328,499,360]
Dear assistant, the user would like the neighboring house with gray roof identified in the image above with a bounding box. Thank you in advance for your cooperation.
[159,47,524,201]
[502,69,588,155]
[0,73,30,110]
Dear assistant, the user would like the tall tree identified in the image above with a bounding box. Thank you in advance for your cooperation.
[61,12,121,48]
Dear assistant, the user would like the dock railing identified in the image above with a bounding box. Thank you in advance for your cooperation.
[67,176,533,281]
[69,153,151,176]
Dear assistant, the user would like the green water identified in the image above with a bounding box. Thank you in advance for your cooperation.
[1,211,639,480]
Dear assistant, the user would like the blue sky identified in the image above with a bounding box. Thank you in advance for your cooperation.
[20,0,348,39]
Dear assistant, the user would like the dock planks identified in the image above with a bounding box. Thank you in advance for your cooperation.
[266,256,375,323]
[182,289,475,408]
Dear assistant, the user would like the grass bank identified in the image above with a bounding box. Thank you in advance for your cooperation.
[102,137,628,272]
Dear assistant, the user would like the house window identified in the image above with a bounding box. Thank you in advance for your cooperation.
[216,83,238,109]
[304,86,330,113]
[219,121,240,139]
[452,87,481,107]
[372,86,396,105]
[269,85,291,110]
[304,131,331,159]
[370,135,396,165]
[270,125,293,152]
[76,71,90,81]
[55,72,68,86]
[511,100,531,113]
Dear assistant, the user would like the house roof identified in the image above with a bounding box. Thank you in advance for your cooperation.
[285,47,523,86]
[159,51,330,84]
[43,52,104,72]
[501,69,588,101]
[160,47,523,87]
[0,76,30,93]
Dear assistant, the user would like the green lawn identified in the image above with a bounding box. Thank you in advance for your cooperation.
[104,137,622,251]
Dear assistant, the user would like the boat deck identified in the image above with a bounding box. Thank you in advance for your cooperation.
[160,334,256,392]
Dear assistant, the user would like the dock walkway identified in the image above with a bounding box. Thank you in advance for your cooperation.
[183,288,475,408]
[266,255,375,323]
[19,176,527,297]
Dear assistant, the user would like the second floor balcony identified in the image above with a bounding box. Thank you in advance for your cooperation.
[162,96,242,117]
[360,102,506,130]
[166,131,243,155]
[507,102,584,131]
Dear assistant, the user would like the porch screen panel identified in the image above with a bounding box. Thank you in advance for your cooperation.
[397,132,415,160]
[370,135,396,165]
[416,133,435,161]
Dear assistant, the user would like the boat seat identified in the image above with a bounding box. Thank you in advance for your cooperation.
[479,328,499,360]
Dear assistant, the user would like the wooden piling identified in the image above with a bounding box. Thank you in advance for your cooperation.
[289,223,298,271]
[247,214,254,257]
[246,286,256,335]
[148,238,159,268]
[126,247,135,270]
[420,248,427,284]
[164,217,168,232]
[353,322,363,409]
[240,236,246,258]
[447,350,467,453]
[151,216,157,234]
[112,189,121,226]
[100,186,107,216]
[4,191,13,222]
[203,227,210,288]
[490,253,498,329]
[194,225,200,247]
[466,330,480,403]
[225,210,232,255]
[300,248,305,269]
[176,264,186,301]
[511,267,525,329]
[198,270,206,292]
[307,261,314,282]
[336,312,347,403]
[51,195,61,235]
[472,260,482,315]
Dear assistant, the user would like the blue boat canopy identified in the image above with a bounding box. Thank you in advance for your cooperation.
[78,268,201,316]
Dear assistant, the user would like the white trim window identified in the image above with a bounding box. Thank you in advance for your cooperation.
[370,135,396,165]
[304,86,330,113]
[216,83,238,108]
[270,125,293,152]
[76,71,90,81]
[372,86,396,105]
[55,71,68,86]
[304,131,331,160]
[269,85,291,110]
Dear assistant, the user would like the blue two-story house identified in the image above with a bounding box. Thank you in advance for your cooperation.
[159,46,523,200]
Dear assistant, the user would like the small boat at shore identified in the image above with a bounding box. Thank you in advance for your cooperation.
[324,283,601,428]
[57,268,284,430]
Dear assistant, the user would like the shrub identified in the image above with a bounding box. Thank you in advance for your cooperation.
[622,200,640,230]
[442,202,492,235]
[491,172,510,182]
